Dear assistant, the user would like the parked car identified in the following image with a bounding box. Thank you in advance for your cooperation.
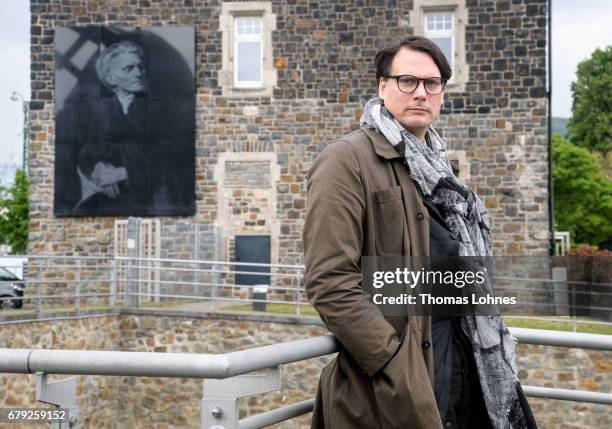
[0,266,24,309]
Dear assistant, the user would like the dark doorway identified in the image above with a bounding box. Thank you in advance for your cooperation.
[234,235,271,286]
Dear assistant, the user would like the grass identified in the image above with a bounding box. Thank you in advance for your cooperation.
[3,301,610,335]
[223,302,319,317]
[504,317,612,335]
[223,304,612,334]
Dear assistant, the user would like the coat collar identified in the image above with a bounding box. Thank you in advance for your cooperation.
[361,126,402,160]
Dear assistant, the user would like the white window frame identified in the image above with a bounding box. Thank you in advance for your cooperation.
[411,0,468,92]
[233,17,263,88]
[424,11,455,84]
[219,2,277,97]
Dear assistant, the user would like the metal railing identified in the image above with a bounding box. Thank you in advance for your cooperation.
[1,255,610,329]
[0,328,610,428]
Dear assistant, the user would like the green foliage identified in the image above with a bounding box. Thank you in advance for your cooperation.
[0,170,29,254]
[552,134,612,245]
[567,46,612,155]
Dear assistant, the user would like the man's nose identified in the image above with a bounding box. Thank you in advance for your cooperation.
[412,81,427,99]
[133,67,143,77]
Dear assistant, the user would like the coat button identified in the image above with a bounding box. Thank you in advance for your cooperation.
[416,212,425,221]
[421,340,431,349]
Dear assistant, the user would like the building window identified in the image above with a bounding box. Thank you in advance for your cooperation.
[234,17,263,88]
[219,2,277,97]
[410,0,468,92]
[424,11,455,81]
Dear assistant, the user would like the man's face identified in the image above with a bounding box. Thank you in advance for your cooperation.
[106,52,146,94]
[378,47,444,139]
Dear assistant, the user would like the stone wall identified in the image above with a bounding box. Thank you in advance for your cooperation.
[28,0,550,264]
[1,311,610,428]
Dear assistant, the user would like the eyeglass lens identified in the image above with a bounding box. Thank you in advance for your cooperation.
[397,76,444,94]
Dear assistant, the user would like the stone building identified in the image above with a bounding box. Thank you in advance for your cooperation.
[28,0,550,266]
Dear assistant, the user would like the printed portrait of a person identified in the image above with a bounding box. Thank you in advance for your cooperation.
[54,27,195,216]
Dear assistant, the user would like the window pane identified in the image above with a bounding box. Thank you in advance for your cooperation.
[237,41,261,82]
[444,13,453,30]
[427,15,435,30]
[430,37,452,64]
[236,17,263,35]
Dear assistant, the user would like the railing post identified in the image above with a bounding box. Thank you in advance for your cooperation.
[127,217,140,308]
[202,367,281,429]
[36,260,43,316]
[296,273,302,318]
[75,259,81,311]
[552,267,568,317]
[36,372,79,428]
[110,259,117,307]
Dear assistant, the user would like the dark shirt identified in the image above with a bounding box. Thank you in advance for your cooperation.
[424,198,458,419]
[425,198,492,428]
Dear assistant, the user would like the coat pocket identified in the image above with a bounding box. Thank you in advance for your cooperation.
[371,320,443,428]
[373,186,404,256]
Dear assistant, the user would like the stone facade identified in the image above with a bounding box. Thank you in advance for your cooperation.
[0,311,610,428]
[28,0,550,263]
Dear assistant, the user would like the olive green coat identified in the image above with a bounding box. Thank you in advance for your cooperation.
[304,127,444,429]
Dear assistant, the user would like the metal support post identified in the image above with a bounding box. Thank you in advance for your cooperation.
[552,267,568,317]
[75,259,81,311]
[202,367,281,429]
[127,217,140,308]
[110,259,117,307]
[36,261,43,315]
[36,372,79,428]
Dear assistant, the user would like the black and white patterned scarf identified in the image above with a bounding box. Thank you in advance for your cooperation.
[361,97,535,429]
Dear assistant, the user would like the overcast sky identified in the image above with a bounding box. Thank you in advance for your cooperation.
[0,0,611,164]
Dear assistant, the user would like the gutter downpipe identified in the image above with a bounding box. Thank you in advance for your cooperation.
[547,0,556,256]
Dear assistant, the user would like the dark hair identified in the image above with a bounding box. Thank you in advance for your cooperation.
[375,36,452,81]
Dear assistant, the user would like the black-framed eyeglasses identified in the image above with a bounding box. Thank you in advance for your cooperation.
[384,75,447,95]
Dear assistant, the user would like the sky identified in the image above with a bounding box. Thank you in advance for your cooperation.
[0,0,611,164]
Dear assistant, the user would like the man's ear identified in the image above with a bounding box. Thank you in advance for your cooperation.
[378,77,387,99]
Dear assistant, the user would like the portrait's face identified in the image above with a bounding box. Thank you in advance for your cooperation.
[378,47,445,139]
[106,52,146,94]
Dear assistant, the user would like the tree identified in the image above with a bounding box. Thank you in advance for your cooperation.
[567,46,612,155]
[552,134,612,245]
[0,170,29,254]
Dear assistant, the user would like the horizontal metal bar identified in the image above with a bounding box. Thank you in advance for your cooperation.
[224,335,337,377]
[522,385,612,405]
[1,279,116,286]
[509,327,612,351]
[121,263,302,280]
[116,256,305,270]
[125,292,310,307]
[134,278,302,293]
[239,398,315,429]
[237,386,612,428]
[494,286,612,297]
[120,263,303,278]
[0,335,337,379]
[1,293,113,301]
[0,348,230,378]
[3,255,113,261]
[495,276,612,288]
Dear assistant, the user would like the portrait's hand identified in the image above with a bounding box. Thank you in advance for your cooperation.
[91,162,126,198]
[102,184,120,199]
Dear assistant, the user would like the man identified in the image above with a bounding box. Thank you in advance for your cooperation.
[73,41,149,214]
[303,36,536,428]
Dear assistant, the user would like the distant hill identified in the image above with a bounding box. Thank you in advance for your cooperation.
[552,117,569,137]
